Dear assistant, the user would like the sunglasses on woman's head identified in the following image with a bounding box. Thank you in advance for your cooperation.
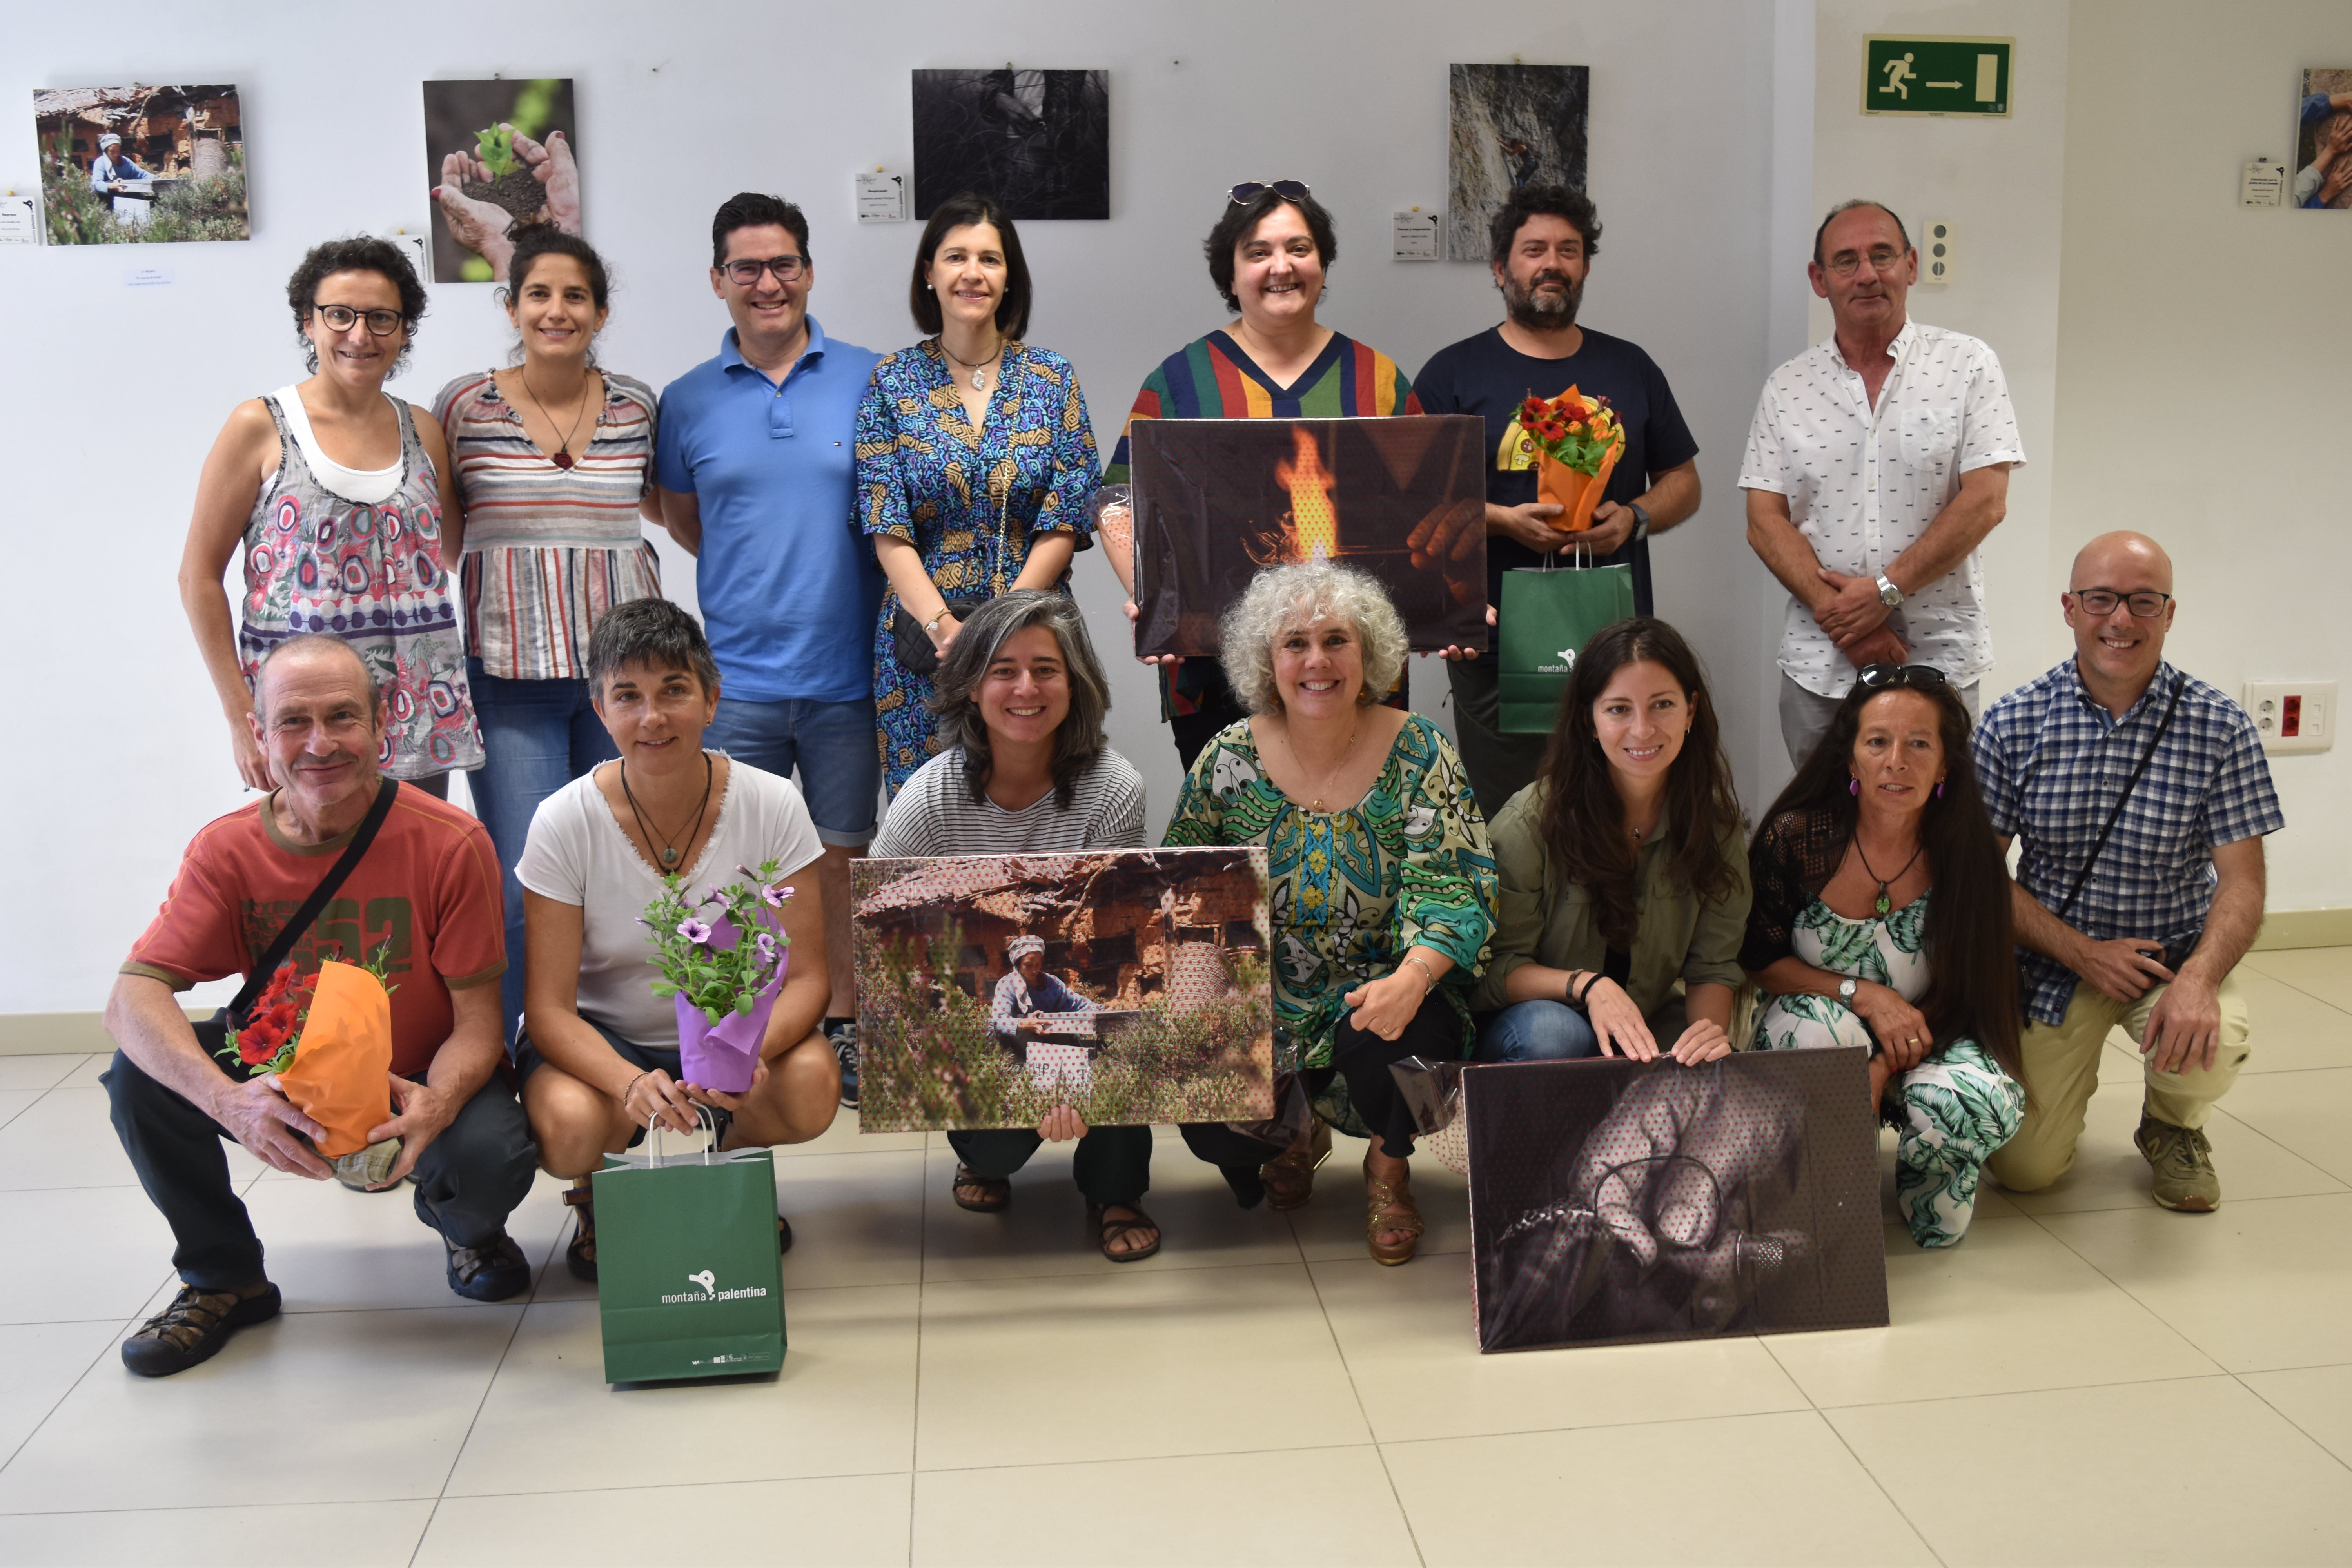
[1227,180,1312,204]
[1855,663,1949,692]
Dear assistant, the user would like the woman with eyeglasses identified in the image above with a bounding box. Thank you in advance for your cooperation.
[432,225,668,1044]
[181,237,479,795]
[1741,662,2026,1248]
[1094,180,1426,770]
[854,193,1103,797]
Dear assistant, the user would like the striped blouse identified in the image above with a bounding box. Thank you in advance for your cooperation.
[432,369,665,681]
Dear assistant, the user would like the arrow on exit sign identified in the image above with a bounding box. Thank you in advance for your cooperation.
[1863,36,2014,118]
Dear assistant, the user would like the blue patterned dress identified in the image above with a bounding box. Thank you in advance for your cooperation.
[853,340,1100,795]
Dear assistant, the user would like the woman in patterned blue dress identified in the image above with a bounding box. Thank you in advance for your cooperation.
[1741,665,2027,1248]
[855,193,1101,796]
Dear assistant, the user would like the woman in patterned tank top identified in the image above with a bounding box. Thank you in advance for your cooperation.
[433,226,667,1045]
[180,236,478,798]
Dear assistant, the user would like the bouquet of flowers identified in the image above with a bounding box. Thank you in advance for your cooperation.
[214,944,398,1160]
[1515,385,1626,534]
[642,860,794,1094]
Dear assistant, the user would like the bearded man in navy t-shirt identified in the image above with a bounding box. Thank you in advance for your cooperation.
[1416,186,1701,817]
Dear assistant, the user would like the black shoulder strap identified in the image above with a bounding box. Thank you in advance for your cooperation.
[227,779,401,1023]
[2053,675,2185,925]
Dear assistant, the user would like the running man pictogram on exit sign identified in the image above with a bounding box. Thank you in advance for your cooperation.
[1863,36,2014,118]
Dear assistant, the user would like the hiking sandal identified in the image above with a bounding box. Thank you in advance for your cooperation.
[952,1163,1011,1212]
[563,1183,597,1281]
[1088,1201,1162,1263]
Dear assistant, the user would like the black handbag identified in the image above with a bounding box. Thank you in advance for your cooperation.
[190,779,401,1060]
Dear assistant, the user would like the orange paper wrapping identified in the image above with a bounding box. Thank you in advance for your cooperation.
[1537,443,1623,532]
[276,961,393,1158]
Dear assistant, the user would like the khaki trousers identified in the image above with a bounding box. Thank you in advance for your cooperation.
[1985,969,2252,1192]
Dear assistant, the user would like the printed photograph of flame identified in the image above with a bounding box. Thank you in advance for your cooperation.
[1129,416,1488,658]
[1464,1050,1888,1354]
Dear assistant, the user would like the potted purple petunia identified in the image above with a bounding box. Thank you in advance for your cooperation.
[641,859,794,1094]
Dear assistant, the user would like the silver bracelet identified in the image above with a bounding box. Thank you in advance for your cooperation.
[1402,953,1438,993]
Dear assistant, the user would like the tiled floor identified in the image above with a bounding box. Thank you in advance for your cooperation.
[2,951,2349,1566]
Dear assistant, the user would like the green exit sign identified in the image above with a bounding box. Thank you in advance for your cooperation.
[1862,36,2014,118]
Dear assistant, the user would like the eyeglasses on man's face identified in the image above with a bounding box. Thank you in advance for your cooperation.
[1822,245,1906,278]
[722,254,808,286]
[1227,180,1311,204]
[1856,663,1949,692]
[313,303,405,337]
[2069,587,2172,619]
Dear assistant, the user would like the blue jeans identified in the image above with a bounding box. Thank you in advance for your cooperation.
[468,657,618,1046]
[704,695,880,845]
[1477,1000,1603,1062]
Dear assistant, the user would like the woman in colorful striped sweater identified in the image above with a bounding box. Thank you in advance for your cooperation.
[432,225,668,1044]
[1097,182,1423,769]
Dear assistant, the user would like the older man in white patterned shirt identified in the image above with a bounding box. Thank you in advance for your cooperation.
[1740,199,2024,766]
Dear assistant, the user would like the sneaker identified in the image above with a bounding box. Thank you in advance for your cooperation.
[828,1019,860,1109]
[2136,1113,2221,1212]
[444,1231,530,1301]
[121,1282,281,1377]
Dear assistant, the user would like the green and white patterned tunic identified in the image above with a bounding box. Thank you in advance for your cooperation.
[1751,892,2024,1249]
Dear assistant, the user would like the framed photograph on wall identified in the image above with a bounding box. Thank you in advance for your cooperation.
[32,85,247,244]
[1446,64,1589,262]
[1129,416,1488,657]
[911,69,1109,220]
[2293,68,2352,211]
[422,77,580,282]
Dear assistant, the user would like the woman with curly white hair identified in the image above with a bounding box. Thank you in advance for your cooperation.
[1162,562,1495,1264]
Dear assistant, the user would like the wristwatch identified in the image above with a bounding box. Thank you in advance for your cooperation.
[1875,573,1904,608]
[1628,503,1651,543]
[1838,976,1858,1005]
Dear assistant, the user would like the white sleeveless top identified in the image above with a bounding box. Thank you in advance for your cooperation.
[270,385,404,504]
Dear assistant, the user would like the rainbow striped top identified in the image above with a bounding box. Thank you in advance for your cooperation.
[1103,330,1421,717]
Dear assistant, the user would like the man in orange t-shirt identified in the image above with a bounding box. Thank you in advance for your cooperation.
[103,637,537,1377]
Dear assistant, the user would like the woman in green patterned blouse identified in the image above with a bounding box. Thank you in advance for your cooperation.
[1163,563,1495,1265]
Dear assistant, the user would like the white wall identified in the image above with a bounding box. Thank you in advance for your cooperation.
[0,0,1793,1014]
[2049,0,2352,914]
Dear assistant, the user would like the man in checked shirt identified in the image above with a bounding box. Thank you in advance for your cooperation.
[1976,533,2283,1212]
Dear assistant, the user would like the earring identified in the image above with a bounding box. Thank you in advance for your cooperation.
[1935,782,1945,798]
[1849,779,1860,796]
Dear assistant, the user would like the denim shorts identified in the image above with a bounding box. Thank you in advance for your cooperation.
[704,695,880,844]
[514,1016,686,1151]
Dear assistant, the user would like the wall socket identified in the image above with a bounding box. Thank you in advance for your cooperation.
[1922,219,1957,285]
[2243,681,2336,754]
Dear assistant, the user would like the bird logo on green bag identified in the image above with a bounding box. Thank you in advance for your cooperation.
[688,1269,716,1296]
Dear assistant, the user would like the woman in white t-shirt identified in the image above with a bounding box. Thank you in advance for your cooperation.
[870,592,1158,1260]
[516,600,839,1280]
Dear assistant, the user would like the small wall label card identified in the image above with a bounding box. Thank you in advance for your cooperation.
[0,194,37,243]
[1392,210,1439,260]
[1862,36,2013,118]
[855,171,907,223]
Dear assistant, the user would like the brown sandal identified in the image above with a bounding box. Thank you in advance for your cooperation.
[1261,1121,1331,1212]
[1365,1172,1423,1266]
[952,1163,1011,1213]
[1088,1202,1161,1263]
[563,1183,597,1281]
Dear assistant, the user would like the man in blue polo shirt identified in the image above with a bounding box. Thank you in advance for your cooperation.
[655,191,883,1099]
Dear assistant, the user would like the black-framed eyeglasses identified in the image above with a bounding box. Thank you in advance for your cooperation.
[1822,245,1906,278]
[313,303,405,337]
[1227,180,1312,204]
[1856,663,1949,692]
[722,255,808,286]
[2069,587,2172,619]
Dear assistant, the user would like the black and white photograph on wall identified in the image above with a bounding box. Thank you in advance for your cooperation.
[1129,416,1489,657]
[911,69,1109,220]
[1446,64,1589,261]
[1465,1051,1888,1353]
[423,77,580,282]
[2294,68,2352,211]
[32,85,247,245]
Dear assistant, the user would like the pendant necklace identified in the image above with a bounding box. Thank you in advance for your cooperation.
[1283,716,1361,813]
[620,752,713,870]
[517,368,595,470]
[940,336,1004,392]
[1851,832,1925,919]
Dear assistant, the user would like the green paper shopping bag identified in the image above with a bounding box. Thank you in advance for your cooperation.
[593,1121,786,1383]
[1497,555,1637,734]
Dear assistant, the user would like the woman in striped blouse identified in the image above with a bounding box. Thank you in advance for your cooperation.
[433,225,666,1044]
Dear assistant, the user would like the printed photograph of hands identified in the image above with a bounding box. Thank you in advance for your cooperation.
[422,78,582,283]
